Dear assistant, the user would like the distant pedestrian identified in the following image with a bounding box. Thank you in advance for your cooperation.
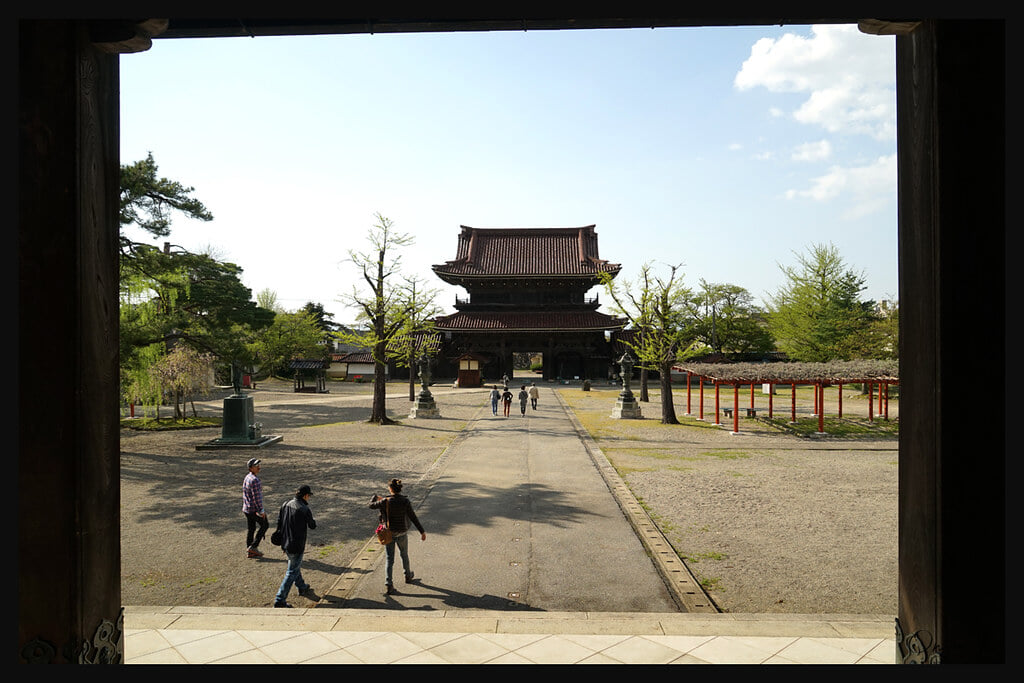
[529,382,539,410]
[501,386,513,417]
[272,485,317,608]
[518,385,529,416]
[242,458,268,558]
[370,478,426,595]
[489,385,500,416]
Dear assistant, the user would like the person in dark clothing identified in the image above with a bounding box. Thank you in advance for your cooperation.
[273,484,317,607]
[501,386,513,417]
[517,385,529,416]
[369,478,426,595]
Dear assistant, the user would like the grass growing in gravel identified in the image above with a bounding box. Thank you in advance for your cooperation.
[120,415,220,430]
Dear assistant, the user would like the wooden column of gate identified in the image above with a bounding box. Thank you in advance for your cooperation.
[18,20,127,663]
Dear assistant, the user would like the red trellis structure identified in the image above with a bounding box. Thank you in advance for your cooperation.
[676,360,899,435]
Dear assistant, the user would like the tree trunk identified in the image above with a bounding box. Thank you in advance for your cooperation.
[640,367,649,402]
[369,358,395,424]
[659,362,679,424]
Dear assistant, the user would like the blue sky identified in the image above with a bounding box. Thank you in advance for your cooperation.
[120,24,897,324]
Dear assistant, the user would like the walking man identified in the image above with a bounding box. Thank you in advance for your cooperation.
[518,384,529,416]
[242,458,268,558]
[273,485,317,607]
[529,382,539,410]
[489,385,500,416]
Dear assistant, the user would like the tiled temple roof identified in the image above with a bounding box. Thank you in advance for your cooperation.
[432,225,621,280]
[434,310,627,332]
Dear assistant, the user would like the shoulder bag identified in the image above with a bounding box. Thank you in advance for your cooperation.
[375,498,393,545]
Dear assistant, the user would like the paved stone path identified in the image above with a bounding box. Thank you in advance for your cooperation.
[323,387,686,613]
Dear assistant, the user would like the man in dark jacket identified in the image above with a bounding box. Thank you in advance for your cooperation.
[370,478,425,595]
[273,485,317,607]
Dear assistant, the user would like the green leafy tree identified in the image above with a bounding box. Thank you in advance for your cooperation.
[767,243,876,362]
[120,247,274,368]
[119,152,213,257]
[252,311,328,378]
[336,212,418,424]
[684,280,775,354]
[301,301,340,338]
[119,153,274,390]
[387,275,442,401]
[600,262,696,424]
[845,298,899,360]
[257,288,285,314]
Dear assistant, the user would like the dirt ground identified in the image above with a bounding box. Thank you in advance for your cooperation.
[120,376,897,615]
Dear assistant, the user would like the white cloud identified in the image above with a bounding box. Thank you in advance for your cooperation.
[734,24,895,141]
[728,142,743,151]
[791,139,832,162]
[785,153,896,218]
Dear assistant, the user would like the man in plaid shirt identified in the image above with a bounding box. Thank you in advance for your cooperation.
[242,458,268,558]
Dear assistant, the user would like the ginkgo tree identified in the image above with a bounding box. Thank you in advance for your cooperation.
[600,262,697,424]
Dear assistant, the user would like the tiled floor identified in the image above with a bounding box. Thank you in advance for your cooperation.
[124,609,897,664]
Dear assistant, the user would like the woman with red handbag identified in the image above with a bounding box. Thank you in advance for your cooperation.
[369,478,426,595]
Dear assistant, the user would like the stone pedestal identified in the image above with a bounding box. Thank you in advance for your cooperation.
[221,394,256,441]
[196,394,283,450]
[611,395,643,419]
[410,392,440,418]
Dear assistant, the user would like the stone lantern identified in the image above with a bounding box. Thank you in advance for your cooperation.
[611,350,642,419]
[410,353,440,418]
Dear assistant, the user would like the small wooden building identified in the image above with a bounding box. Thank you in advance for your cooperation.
[455,352,488,387]
[331,352,376,381]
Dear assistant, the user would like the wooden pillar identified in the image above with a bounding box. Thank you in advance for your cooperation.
[868,381,874,421]
[893,19,1004,663]
[732,383,739,433]
[817,384,824,433]
[838,382,844,418]
[713,382,721,425]
[685,372,692,415]
[18,20,135,662]
[790,382,797,423]
[768,383,774,418]
[698,376,705,420]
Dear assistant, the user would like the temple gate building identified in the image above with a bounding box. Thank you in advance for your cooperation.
[431,225,627,384]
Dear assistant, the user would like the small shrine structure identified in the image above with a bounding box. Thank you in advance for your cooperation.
[289,358,330,393]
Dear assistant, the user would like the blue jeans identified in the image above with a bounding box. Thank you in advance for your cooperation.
[275,551,309,604]
[385,533,411,586]
[490,399,498,415]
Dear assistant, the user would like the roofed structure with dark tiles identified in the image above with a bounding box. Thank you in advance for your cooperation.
[429,224,626,382]
[432,225,621,281]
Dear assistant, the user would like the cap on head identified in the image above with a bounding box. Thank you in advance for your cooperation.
[247,458,261,469]
[297,485,312,497]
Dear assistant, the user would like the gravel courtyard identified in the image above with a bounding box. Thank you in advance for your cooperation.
[120,377,897,615]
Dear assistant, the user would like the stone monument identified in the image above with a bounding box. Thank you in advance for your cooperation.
[610,351,642,419]
[197,362,283,449]
[410,354,440,418]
